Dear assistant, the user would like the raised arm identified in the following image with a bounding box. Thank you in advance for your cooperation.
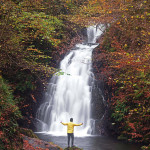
[60,121,68,125]
[73,123,83,126]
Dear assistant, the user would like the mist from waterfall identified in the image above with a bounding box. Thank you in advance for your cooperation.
[36,24,105,136]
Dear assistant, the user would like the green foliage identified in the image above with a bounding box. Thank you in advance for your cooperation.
[0,77,22,149]
[11,11,64,46]
[112,101,129,122]
[102,35,116,52]
[0,77,21,118]
[55,69,71,76]
[15,72,36,92]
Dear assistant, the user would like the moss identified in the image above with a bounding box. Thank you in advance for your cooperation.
[19,128,38,139]
[117,135,128,141]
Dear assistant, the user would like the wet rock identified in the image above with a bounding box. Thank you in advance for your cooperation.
[81,27,87,42]
[91,80,106,135]
[22,135,63,150]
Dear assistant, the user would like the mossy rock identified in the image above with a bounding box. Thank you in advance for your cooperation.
[64,146,83,150]
[117,135,128,140]
[19,127,38,138]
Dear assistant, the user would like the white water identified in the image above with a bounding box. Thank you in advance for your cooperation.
[36,25,105,136]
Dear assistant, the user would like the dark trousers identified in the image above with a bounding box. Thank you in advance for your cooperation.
[67,133,74,147]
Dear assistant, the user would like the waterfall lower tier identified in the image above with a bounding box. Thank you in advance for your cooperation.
[36,24,105,136]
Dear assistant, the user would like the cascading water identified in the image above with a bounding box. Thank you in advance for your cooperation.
[36,24,105,136]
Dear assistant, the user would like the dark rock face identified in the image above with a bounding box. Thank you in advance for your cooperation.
[91,79,106,135]
[91,81,105,120]
[91,37,110,136]
[81,27,87,42]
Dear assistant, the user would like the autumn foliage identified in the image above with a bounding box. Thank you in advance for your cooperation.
[0,0,150,149]
[93,0,150,144]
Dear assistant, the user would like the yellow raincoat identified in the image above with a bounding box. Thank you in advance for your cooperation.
[61,122,82,133]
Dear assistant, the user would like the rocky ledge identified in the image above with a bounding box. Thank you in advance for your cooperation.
[22,135,63,150]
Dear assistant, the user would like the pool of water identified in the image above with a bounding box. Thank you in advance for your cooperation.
[36,133,141,150]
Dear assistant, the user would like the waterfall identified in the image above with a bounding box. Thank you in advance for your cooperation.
[36,24,105,136]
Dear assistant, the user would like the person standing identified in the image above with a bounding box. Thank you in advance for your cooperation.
[60,118,83,148]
